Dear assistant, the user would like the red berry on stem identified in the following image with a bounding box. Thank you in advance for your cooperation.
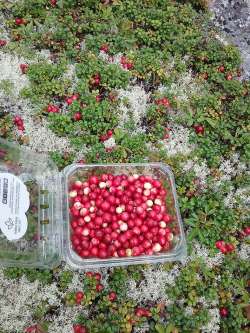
[218,65,225,73]
[225,243,235,252]
[220,245,228,254]
[96,95,102,102]
[243,226,250,236]
[96,283,104,292]
[220,307,228,317]
[50,0,57,6]
[100,44,109,53]
[73,324,87,333]
[215,240,225,249]
[76,291,84,300]
[20,64,28,74]
[135,307,151,317]
[0,39,7,47]
[108,291,117,301]
[15,18,24,25]
[193,124,205,135]
[73,112,82,121]
[94,73,101,85]
[47,104,59,113]
[107,129,113,137]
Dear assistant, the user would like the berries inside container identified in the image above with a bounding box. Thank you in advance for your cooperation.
[68,166,182,261]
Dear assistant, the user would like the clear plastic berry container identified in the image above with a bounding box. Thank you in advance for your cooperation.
[0,138,186,269]
[0,138,61,268]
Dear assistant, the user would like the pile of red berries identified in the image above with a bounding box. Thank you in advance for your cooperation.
[215,240,235,254]
[13,115,25,132]
[69,173,175,259]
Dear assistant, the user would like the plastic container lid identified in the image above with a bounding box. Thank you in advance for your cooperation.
[0,138,186,269]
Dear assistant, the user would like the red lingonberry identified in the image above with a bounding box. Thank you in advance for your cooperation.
[215,240,225,249]
[20,63,29,74]
[243,226,250,236]
[73,324,87,333]
[15,18,25,25]
[225,243,235,252]
[96,95,102,102]
[226,73,233,80]
[94,272,102,281]
[220,307,228,317]
[50,0,57,6]
[96,283,104,292]
[25,325,37,333]
[193,124,205,135]
[218,65,225,73]
[73,112,82,121]
[108,291,117,301]
[76,291,84,300]
[100,44,109,53]
[0,39,7,47]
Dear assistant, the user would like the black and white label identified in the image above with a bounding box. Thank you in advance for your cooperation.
[0,173,30,240]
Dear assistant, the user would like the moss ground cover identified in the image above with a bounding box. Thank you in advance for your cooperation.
[0,0,249,332]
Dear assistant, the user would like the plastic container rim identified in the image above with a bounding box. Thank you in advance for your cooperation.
[62,162,187,268]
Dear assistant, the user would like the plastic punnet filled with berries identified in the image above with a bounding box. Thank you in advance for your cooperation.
[64,163,186,268]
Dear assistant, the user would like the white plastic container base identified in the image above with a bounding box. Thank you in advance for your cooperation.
[0,138,186,269]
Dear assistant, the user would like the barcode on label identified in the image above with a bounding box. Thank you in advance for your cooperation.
[2,178,8,204]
